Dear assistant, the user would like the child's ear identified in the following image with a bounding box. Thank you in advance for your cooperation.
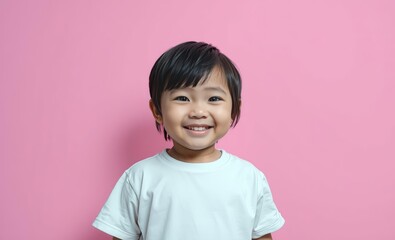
[149,100,162,124]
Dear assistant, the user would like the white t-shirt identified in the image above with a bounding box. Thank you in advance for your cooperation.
[93,150,284,240]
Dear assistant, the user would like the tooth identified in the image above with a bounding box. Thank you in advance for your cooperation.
[189,126,207,131]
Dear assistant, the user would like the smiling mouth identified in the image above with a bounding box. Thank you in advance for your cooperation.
[184,126,212,131]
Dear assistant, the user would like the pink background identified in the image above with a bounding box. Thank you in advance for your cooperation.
[1,0,394,239]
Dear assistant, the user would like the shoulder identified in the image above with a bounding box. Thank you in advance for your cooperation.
[127,152,163,171]
[223,151,268,182]
[122,151,167,182]
[225,151,263,174]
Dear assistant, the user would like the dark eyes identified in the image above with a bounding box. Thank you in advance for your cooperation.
[174,96,190,101]
[209,96,223,102]
[173,96,223,102]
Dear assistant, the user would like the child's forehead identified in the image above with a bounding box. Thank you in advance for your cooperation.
[207,66,226,80]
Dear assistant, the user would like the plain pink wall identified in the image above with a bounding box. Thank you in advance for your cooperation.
[1,0,394,239]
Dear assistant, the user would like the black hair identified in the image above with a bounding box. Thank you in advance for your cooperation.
[149,41,242,140]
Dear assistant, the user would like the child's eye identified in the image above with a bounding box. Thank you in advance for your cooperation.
[174,96,190,102]
[209,96,223,102]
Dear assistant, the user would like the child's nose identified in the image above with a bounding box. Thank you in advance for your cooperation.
[188,103,208,119]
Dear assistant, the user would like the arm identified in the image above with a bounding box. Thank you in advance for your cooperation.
[253,233,272,240]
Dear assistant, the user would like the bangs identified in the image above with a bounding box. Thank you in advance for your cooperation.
[163,66,214,91]
[161,50,219,91]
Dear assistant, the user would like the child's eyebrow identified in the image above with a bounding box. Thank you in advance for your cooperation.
[203,87,228,95]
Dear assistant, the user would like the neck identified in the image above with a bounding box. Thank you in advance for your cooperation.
[167,145,221,163]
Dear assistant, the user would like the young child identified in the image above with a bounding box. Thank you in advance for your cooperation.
[93,41,285,240]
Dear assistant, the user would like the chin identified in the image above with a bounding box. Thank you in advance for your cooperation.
[188,144,216,151]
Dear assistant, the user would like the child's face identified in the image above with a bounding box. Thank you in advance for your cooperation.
[156,67,233,153]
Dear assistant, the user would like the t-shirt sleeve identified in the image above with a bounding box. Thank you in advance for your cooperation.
[252,172,285,239]
[92,171,141,240]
